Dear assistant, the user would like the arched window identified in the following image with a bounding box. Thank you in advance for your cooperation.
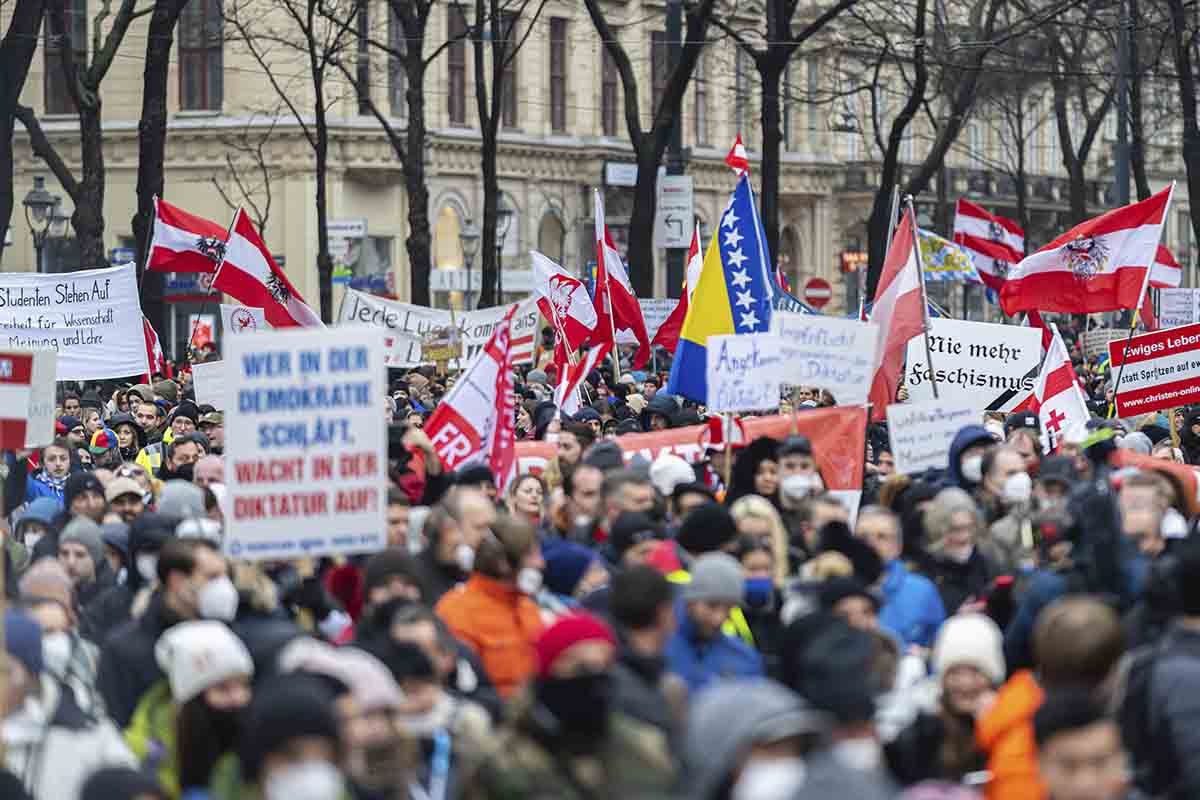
[433,205,464,269]
[537,210,566,264]
[779,225,801,284]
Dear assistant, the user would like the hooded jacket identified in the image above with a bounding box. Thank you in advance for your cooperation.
[944,425,996,490]
[975,669,1046,800]
[725,437,780,507]
[640,395,678,431]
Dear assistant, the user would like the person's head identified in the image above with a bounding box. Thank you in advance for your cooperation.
[818,576,880,632]
[385,488,411,550]
[931,613,1005,717]
[677,502,740,557]
[473,513,544,590]
[795,493,849,553]
[82,408,102,435]
[672,482,716,521]
[447,486,496,550]
[362,551,426,610]
[3,609,45,716]
[239,675,344,797]
[135,401,159,432]
[113,419,139,451]
[59,517,105,585]
[1007,428,1042,474]
[80,767,169,800]
[557,422,594,468]
[608,511,665,567]
[41,439,72,479]
[166,435,203,472]
[65,471,106,522]
[875,449,895,477]
[1036,455,1078,507]
[601,469,656,529]
[115,462,153,495]
[198,413,224,451]
[423,504,466,569]
[1118,470,1171,517]
[564,463,603,522]
[171,402,199,437]
[62,391,80,416]
[753,454,780,497]
[981,446,1027,499]
[1035,690,1129,800]
[923,487,983,561]
[156,620,254,712]
[609,566,676,647]
[532,613,618,741]
[776,436,817,480]
[856,506,902,563]
[683,553,745,641]
[506,473,546,523]
[1032,596,1125,691]
[159,539,233,621]
[192,455,223,490]
[542,538,608,599]
[729,494,790,584]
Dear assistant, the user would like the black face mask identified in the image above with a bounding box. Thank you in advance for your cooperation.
[536,671,612,740]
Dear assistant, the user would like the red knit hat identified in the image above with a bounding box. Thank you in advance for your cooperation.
[534,612,616,677]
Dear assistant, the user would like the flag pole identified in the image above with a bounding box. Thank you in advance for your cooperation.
[906,196,939,400]
[186,208,239,362]
[865,185,902,321]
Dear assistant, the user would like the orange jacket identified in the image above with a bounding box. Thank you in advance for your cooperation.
[435,573,544,698]
[976,669,1046,800]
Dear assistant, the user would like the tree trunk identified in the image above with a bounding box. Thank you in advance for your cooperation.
[478,132,498,308]
[0,0,49,265]
[759,58,784,267]
[315,100,332,322]
[1067,162,1088,225]
[1167,0,1200,251]
[75,103,107,266]
[0,114,15,268]
[625,142,659,298]
[404,53,432,306]
[1128,0,1151,201]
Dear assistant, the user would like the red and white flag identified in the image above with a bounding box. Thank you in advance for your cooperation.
[147,198,229,273]
[1029,325,1090,452]
[1151,244,1183,288]
[426,305,520,487]
[213,209,324,328]
[652,223,703,353]
[953,199,1025,291]
[999,186,1173,315]
[555,342,611,416]
[592,190,651,367]
[142,315,167,379]
[0,352,34,449]
[868,208,926,421]
[531,250,596,371]
[725,134,749,174]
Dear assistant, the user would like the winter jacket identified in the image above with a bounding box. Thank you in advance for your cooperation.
[943,425,995,490]
[124,680,183,798]
[24,468,67,506]
[975,669,1046,800]
[663,599,764,693]
[97,592,187,727]
[418,548,467,604]
[878,559,946,649]
[922,547,999,616]
[3,676,137,800]
[435,573,544,698]
[610,643,679,739]
[1146,622,1200,798]
[1003,569,1069,674]
[886,709,987,786]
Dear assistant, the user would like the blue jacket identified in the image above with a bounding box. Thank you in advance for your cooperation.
[878,560,946,649]
[664,599,763,692]
[24,470,66,507]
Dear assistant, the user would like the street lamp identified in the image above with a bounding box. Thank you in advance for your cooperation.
[23,175,59,272]
[459,218,480,310]
[495,196,514,303]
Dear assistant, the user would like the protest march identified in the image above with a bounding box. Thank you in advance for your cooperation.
[4,145,1200,800]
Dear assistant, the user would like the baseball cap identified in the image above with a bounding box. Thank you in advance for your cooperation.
[199,412,224,426]
[105,476,145,503]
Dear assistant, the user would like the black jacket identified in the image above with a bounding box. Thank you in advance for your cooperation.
[885,710,985,786]
[610,643,675,737]
[96,592,186,727]
[922,548,999,616]
[417,549,466,605]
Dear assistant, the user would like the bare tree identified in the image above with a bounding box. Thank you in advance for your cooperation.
[583,0,718,298]
[16,0,150,267]
[1166,0,1200,251]
[0,0,48,265]
[209,115,278,233]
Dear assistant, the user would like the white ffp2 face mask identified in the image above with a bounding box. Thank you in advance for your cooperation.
[516,566,543,595]
[961,455,984,484]
[732,759,807,800]
[136,553,158,583]
[41,632,73,677]
[263,761,343,800]
[455,543,475,572]
[198,575,240,621]
[1002,471,1033,505]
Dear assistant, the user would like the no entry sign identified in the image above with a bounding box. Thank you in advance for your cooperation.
[1109,321,1200,416]
[804,278,833,309]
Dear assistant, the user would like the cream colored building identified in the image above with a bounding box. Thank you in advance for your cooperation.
[4,0,1193,355]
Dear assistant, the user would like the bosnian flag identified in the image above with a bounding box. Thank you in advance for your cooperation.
[1029,324,1090,452]
[592,189,651,367]
[148,198,229,273]
[555,342,611,416]
[953,199,1024,291]
[726,134,749,174]
[531,250,596,372]
[214,209,324,328]
[868,207,926,421]
[652,223,703,352]
[1000,186,1173,315]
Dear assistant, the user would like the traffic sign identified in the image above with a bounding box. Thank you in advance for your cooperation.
[653,175,694,249]
[803,278,833,309]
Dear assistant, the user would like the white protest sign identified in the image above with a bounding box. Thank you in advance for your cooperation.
[616,298,677,345]
[905,318,1041,411]
[0,264,147,380]
[25,350,56,447]
[886,401,979,475]
[706,333,786,412]
[337,289,536,367]
[1160,288,1198,329]
[770,312,879,407]
[220,304,269,335]
[192,360,228,408]
[223,327,388,561]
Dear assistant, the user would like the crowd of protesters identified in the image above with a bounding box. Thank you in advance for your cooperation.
[1,325,1199,800]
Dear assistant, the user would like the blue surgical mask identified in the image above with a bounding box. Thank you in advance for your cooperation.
[744,577,774,608]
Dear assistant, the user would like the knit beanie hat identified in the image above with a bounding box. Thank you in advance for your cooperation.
[157,480,206,520]
[541,538,598,596]
[239,674,342,781]
[60,517,105,566]
[64,472,103,508]
[171,400,199,424]
[676,502,739,555]
[582,440,625,471]
[276,638,404,713]
[931,612,1006,686]
[155,621,254,704]
[6,609,43,677]
[534,612,616,677]
[609,511,665,561]
[19,558,75,612]
[58,415,81,433]
[649,453,696,497]
[153,379,180,405]
[683,552,745,603]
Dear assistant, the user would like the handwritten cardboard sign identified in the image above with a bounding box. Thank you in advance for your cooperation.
[705,333,786,413]
[886,400,979,475]
[770,312,879,407]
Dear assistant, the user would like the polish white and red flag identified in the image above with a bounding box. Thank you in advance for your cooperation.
[555,342,611,417]
[213,209,324,328]
[953,199,1024,291]
[531,250,596,372]
[425,305,519,489]
[725,134,750,174]
[141,316,167,379]
[592,189,651,367]
[652,223,703,353]
[147,198,229,273]
[868,208,926,421]
[1029,325,1090,452]
[999,186,1173,315]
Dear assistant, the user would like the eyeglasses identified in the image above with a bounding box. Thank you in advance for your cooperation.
[116,467,146,479]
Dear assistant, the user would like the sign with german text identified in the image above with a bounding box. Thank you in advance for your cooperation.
[771,313,878,407]
[905,318,1041,411]
[223,327,387,561]
[706,333,786,413]
[887,401,979,475]
[1109,322,1200,416]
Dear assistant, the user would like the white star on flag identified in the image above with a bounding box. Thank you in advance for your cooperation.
[730,269,751,288]
[739,310,760,329]
[735,289,754,309]
[723,209,739,229]
[724,229,744,248]
[726,249,747,269]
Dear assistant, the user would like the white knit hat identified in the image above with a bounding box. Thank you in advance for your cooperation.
[649,453,696,497]
[931,613,1006,686]
[154,621,254,703]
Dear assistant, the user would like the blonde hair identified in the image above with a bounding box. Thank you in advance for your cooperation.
[729,494,790,584]
[800,551,853,581]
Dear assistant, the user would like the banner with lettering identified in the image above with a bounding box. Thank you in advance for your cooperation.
[0,264,147,380]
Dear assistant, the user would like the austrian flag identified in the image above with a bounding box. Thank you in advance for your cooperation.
[147,198,229,273]
[213,209,324,328]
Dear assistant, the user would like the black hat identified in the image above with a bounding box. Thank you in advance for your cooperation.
[363,551,426,598]
[456,464,495,486]
[64,472,103,508]
[582,440,625,471]
[239,675,341,781]
[777,435,813,458]
[672,481,716,503]
[81,768,166,800]
[817,520,883,585]
[1037,455,1079,487]
[781,613,877,724]
[818,576,881,613]
[609,511,665,560]
[1005,410,1040,435]
[171,401,200,424]
[676,502,738,556]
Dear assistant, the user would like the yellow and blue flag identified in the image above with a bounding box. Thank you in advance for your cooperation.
[666,173,774,403]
